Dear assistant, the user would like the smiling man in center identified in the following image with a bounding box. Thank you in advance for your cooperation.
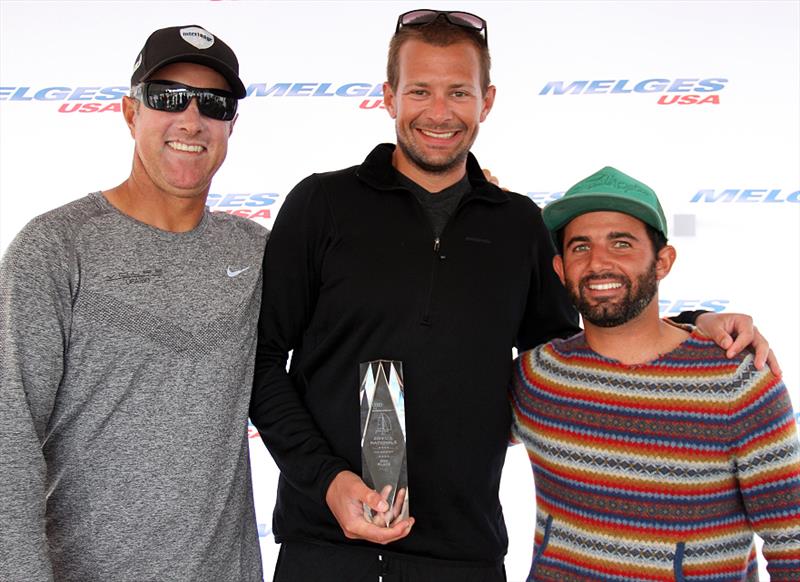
[250,10,776,582]
[251,11,573,581]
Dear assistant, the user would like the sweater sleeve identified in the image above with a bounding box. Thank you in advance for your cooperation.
[0,220,73,581]
[250,175,349,505]
[516,200,580,351]
[728,361,800,581]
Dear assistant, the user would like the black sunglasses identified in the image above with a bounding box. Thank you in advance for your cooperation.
[132,81,238,121]
[396,9,487,43]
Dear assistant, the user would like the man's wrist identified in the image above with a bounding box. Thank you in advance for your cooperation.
[669,309,709,326]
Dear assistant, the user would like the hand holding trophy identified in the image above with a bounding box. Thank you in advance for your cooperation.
[359,360,409,527]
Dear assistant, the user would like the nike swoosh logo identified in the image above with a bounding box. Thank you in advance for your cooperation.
[227,266,251,278]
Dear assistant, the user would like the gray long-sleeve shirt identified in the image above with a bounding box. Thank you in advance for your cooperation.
[0,192,266,581]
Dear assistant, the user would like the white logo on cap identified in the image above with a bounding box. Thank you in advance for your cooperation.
[133,53,142,73]
[180,26,215,50]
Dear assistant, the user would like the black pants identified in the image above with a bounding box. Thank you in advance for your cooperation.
[273,541,507,582]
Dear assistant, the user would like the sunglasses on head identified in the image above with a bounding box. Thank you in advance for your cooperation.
[396,9,487,43]
[132,81,238,121]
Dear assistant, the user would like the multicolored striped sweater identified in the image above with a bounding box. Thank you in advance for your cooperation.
[511,329,800,581]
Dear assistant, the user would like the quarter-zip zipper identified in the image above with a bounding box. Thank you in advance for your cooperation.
[419,189,480,326]
[403,181,501,326]
[421,236,443,326]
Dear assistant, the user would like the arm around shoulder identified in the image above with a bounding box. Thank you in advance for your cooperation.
[692,311,780,376]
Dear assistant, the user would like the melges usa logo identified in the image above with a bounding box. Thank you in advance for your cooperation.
[690,189,799,204]
[539,78,727,106]
[207,192,281,225]
[0,86,128,113]
[0,82,387,113]
[247,82,386,110]
[530,186,799,208]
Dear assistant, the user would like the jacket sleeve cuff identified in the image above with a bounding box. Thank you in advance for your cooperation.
[317,460,354,507]
[669,309,709,325]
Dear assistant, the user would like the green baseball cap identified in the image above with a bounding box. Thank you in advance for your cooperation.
[542,166,668,241]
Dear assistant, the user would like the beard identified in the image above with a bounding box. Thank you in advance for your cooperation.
[396,123,472,175]
[567,260,659,328]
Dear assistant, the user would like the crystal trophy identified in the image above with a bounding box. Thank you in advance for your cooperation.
[359,360,409,527]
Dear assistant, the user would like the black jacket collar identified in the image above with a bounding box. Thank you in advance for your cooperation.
[356,143,510,205]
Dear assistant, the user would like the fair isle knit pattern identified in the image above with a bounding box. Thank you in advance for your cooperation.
[511,329,800,582]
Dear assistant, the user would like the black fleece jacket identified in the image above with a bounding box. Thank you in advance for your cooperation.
[250,144,580,564]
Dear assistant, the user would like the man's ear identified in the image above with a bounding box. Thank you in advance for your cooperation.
[122,96,138,138]
[479,85,496,122]
[655,244,677,281]
[553,253,566,286]
[382,82,397,119]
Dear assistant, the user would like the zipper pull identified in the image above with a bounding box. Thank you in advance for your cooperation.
[433,237,440,252]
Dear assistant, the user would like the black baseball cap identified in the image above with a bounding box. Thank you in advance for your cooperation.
[131,25,246,98]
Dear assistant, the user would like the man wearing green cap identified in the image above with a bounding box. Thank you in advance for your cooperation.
[510,166,800,581]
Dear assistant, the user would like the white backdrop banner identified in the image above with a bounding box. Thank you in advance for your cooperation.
[1,1,798,580]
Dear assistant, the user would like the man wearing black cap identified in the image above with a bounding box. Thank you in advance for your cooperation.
[0,25,264,581]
